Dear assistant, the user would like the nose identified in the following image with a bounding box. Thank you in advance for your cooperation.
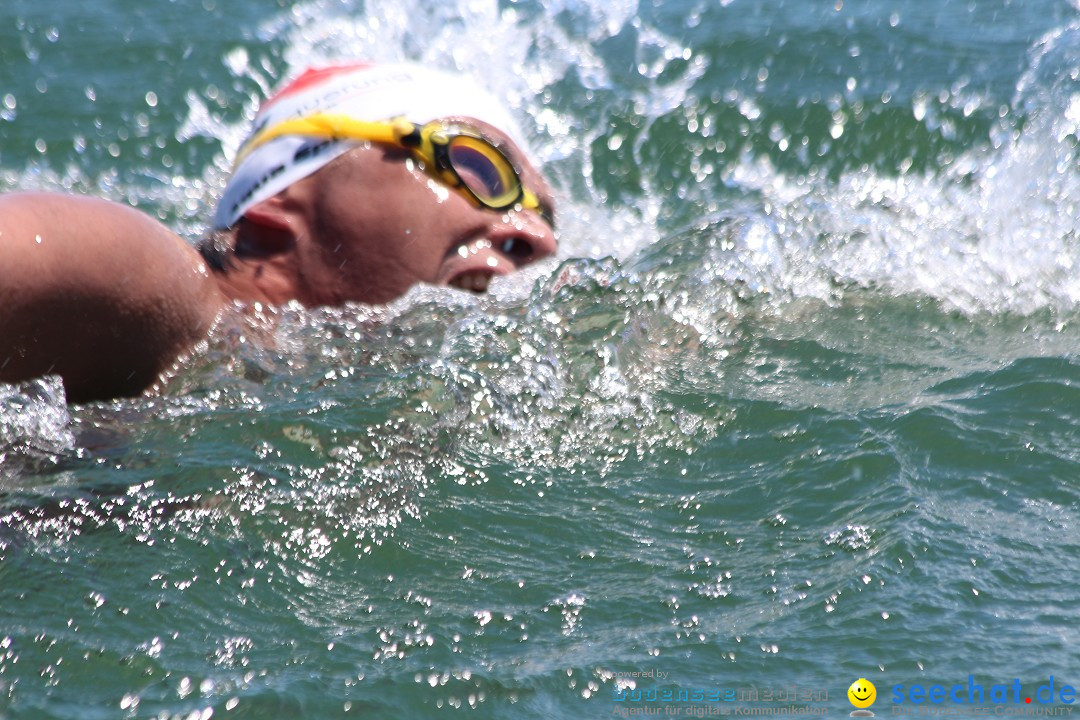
[493,211,557,268]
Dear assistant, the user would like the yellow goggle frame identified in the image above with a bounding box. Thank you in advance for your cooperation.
[236,113,550,226]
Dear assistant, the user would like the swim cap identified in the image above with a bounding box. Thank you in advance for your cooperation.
[213,61,530,230]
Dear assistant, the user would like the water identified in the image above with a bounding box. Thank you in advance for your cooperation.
[3,0,1080,717]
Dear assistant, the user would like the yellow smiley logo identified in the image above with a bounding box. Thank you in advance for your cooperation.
[848,678,877,709]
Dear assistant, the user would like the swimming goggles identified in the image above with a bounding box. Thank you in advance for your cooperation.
[236,113,553,227]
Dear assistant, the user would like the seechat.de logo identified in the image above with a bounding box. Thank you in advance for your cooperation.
[891,676,1077,706]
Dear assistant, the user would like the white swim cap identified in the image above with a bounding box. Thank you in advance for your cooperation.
[213,61,530,230]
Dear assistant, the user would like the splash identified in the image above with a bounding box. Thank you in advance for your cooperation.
[660,19,1080,315]
[214,0,1080,316]
[0,376,74,487]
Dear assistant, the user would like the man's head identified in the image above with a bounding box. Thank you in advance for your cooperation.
[209,62,557,305]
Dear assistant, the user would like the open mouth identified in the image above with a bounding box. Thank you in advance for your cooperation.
[448,270,494,293]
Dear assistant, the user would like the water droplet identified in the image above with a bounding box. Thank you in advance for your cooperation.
[0,94,15,122]
[913,97,927,122]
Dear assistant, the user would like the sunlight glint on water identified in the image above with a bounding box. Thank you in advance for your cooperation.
[2,0,1080,718]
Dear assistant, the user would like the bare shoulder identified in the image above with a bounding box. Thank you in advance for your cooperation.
[0,192,224,402]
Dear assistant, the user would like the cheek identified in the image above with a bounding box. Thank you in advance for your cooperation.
[305,151,481,300]
[308,209,446,303]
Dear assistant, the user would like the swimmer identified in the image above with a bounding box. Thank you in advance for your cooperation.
[0,62,557,402]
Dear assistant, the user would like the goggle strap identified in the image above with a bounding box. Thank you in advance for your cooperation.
[232,113,550,225]
[236,114,405,166]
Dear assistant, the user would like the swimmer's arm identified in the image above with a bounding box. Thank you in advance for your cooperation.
[0,192,222,402]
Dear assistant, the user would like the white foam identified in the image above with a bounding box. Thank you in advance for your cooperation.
[711,22,1080,315]
[0,376,75,483]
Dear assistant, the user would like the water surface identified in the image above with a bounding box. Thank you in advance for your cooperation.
[2,0,1080,717]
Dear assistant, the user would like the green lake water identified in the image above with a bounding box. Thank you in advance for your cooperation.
[2,0,1080,717]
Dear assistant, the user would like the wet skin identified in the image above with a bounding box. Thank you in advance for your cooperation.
[217,117,558,306]
[0,117,557,401]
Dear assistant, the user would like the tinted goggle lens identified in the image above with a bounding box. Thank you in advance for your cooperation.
[446,135,521,209]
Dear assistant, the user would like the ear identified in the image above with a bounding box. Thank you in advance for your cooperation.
[233,192,302,258]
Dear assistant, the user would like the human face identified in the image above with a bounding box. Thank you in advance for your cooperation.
[284,117,557,306]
